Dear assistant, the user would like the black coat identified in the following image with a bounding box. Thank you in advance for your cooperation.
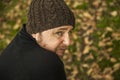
[0,24,67,80]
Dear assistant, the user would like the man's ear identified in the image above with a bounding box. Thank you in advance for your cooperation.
[31,33,37,39]
[31,33,42,41]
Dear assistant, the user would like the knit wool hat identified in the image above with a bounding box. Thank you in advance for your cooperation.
[26,0,75,34]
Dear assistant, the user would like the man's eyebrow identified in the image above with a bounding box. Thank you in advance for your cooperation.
[57,28,68,30]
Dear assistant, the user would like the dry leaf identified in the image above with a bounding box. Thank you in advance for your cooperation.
[83,45,90,54]
[106,27,113,32]
[110,57,117,63]
[113,63,120,71]
[110,11,118,17]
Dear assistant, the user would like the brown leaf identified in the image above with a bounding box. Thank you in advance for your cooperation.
[110,11,118,17]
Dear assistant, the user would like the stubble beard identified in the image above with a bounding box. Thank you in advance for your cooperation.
[55,44,67,57]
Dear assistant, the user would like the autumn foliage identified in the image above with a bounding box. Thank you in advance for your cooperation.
[0,0,120,80]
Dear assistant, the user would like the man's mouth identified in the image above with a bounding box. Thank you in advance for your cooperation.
[59,47,67,51]
[56,47,66,52]
[55,45,67,56]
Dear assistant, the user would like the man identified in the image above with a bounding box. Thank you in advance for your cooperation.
[0,0,75,80]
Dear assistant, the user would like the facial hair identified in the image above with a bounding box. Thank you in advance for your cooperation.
[55,43,67,57]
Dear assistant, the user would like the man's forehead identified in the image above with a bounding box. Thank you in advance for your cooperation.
[53,26,73,30]
[42,26,73,33]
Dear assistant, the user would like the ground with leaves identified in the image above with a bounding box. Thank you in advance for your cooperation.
[0,0,120,80]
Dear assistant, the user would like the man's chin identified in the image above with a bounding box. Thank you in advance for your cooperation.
[56,50,65,57]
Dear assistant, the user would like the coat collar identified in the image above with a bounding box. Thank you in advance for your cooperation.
[18,24,56,55]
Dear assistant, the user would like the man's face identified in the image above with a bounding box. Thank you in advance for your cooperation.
[32,26,73,56]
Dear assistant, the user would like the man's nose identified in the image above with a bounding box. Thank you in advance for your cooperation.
[63,34,70,46]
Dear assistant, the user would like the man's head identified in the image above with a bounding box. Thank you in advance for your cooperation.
[32,25,72,56]
[26,0,75,56]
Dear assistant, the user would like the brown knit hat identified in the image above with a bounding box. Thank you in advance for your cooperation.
[26,0,75,34]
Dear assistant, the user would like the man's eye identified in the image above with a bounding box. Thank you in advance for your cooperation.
[56,31,64,36]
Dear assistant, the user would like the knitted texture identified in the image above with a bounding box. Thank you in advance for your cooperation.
[26,0,75,34]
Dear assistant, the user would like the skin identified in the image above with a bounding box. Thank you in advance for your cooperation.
[32,26,73,57]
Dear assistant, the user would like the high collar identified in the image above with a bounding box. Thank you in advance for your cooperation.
[18,24,36,43]
[18,24,56,55]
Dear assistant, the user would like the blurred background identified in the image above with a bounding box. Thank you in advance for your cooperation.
[0,0,120,80]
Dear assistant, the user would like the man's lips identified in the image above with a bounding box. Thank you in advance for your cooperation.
[56,46,67,56]
[59,46,67,50]
[55,44,67,53]
[58,48,67,52]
